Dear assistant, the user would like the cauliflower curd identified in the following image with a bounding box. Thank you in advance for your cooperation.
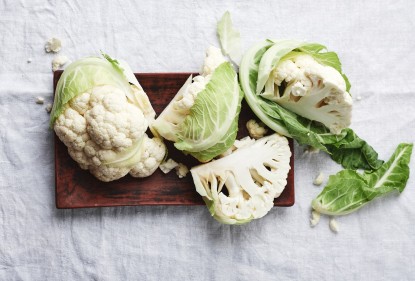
[51,55,166,182]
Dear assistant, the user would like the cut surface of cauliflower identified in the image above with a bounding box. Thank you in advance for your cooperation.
[54,85,165,182]
[191,134,291,225]
[269,54,352,134]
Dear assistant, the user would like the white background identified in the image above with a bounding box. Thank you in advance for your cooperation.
[1,0,414,280]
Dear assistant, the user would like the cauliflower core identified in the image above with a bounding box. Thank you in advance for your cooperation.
[55,85,165,182]
[269,54,352,134]
[191,134,291,225]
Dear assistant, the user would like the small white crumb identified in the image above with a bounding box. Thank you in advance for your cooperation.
[310,210,321,227]
[52,55,69,71]
[159,159,178,174]
[27,58,32,63]
[246,119,268,139]
[45,103,52,113]
[36,97,45,104]
[329,217,339,233]
[175,163,189,178]
[356,96,362,101]
[45,38,62,53]
[313,172,325,186]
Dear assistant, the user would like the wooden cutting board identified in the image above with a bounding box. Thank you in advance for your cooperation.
[54,71,295,208]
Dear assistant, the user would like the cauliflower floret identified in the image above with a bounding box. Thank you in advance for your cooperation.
[191,134,291,225]
[313,172,325,186]
[85,86,147,150]
[270,54,352,134]
[159,159,179,174]
[201,46,227,76]
[246,119,268,139]
[45,38,62,53]
[54,85,157,182]
[310,210,321,227]
[130,135,166,178]
[54,107,89,151]
[52,55,69,71]
[175,46,227,111]
[175,163,189,178]
[175,76,209,110]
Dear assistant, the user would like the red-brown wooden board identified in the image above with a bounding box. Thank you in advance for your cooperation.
[54,71,295,208]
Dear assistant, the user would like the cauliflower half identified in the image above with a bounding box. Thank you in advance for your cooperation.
[267,54,352,134]
[191,134,291,225]
[52,55,165,182]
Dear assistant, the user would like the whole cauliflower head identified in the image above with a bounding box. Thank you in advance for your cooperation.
[191,134,291,225]
[269,54,352,134]
[51,55,165,182]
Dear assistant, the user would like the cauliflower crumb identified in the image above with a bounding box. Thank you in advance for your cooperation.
[159,158,178,174]
[310,210,321,227]
[36,97,44,104]
[175,163,189,178]
[313,172,325,186]
[246,119,268,139]
[27,58,32,63]
[356,96,362,101]
[45,38,62,53]
[329,217,339,233]
[45,103,52,113]
[52,55,69,71]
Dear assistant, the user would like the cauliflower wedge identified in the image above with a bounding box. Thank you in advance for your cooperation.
[191,134,291,225]
[151,46,243,162]
[253,40,352,134]
[268,54,352,134]
[51,54,165,182]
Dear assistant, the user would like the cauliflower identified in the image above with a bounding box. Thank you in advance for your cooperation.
[51,54,165,182]
[52,55,69,71]
[269,54,352,134]
[313,172,325,186]
[191,134,291,225]
[310,210,321,227]
[175,163,189,178]
[151,46,242,162]
[329,218,339,233]
[129,135,166,178]
[159,159,179,174]
[45,37,62,53]
[246,119,268,139]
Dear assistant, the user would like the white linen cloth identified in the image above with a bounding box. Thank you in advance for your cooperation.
[1,0,414,280]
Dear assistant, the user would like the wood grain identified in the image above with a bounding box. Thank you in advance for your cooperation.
[54,71,295,208]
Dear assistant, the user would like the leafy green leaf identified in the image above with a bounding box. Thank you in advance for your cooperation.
[50,56,132,127]
[217,11,242,65]
[312,143,413,215]
[174,62,243,162]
